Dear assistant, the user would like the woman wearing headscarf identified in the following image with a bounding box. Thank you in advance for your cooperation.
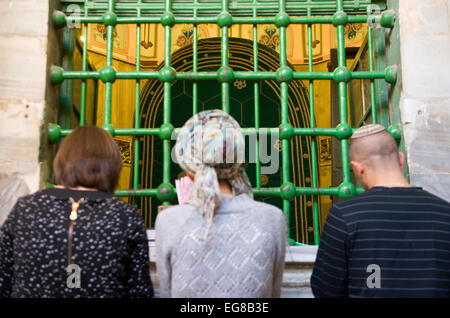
[155,109,286,298]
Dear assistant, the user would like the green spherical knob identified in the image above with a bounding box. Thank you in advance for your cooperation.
[380,10,396,28]
[157,183,176,202]
[332,11,349,27]
[385,65,398,84]
[102,11,118,26]
[280,182,296,201]
[217,12,233,28]
[50,66,64,85]
[102,124,115,136]
[333,66,352,83]
[388,124,402,141]
[274,12,290,28]
[159,66,177,83]
[99,65,117,83]
[217,66,235,83]
[48,123,62,143]
[276,66,294,83]
[338,182,356,199]
[52,10,67,29]
[161,12,175,27]
[159,123,174,140]
[336,123,353,140]
[279,123,294,140]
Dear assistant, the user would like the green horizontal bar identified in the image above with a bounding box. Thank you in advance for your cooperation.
[115,189,158,197]
[114,128,161,136]
[293,127,356,136]
[60,71,100,80]
[56,70,391,82]
[292,72,334,80]
[296,187,338,196]
[234,72,277,80]
[114,187,364,198]
[61,14,379,26]
[54,126,371,141]
[253,187,281,197]
[58,128,160,137]
[58,127,359,138]
[54,127,280,140]
[352,71,387,80]
[116,72,160,79]
[60,129,72,136]
[47,183,364,199]
[175,72,218,81]
[62,0,383,15]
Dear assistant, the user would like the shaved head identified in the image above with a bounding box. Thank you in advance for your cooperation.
[349,130,400,169]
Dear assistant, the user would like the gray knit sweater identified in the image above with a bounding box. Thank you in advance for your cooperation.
[155,194,286,298]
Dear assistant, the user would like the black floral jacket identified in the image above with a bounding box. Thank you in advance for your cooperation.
[0,187,153,298]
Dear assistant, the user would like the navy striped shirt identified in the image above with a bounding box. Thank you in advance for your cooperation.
[310,187,450,298]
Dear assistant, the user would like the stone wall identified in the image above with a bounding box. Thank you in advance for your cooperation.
[0,0,60,225]
[398,0,450,201]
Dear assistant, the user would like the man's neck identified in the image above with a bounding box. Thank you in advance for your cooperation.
[367,172,411,189]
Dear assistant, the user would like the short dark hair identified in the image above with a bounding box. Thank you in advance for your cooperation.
[349,130,400,168]
[53,126,122,193]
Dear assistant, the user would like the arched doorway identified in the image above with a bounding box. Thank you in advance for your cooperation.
[138,37,319,244]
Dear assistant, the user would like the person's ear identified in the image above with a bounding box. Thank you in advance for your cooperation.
[398,152,405,169]
[350,160,364,178]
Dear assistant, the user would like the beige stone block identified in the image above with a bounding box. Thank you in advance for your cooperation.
[0,0,49,37]
[0,36,48,100]
[0,98,44,192]
[400,97,450,201]
[400,34,450,99]
[399,0,449,36]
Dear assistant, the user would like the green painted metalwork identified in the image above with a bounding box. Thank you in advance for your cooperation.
[59,27,74,129]
[50,0,399,245]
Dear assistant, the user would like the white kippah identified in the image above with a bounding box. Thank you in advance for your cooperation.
[351,124,386,139]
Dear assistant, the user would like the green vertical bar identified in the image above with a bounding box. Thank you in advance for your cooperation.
[163,0,172,194]
[336,0,351,184]
[134,5,141,192]
[253,20,261,188]
[60,27,73,129]
[192,4,198,115]
[221,0,230,113]
[278,0,291,241]
[367,23,377,124]
[307,8,320,245]
[79,6,88,126]
[104,0,115,125]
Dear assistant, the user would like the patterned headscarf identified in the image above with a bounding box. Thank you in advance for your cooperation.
[175,109,253,239]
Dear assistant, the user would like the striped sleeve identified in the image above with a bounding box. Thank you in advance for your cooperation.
[310,205,348,298]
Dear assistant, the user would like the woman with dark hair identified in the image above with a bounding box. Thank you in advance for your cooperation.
[0,126,153,298]
[155,110,286,298]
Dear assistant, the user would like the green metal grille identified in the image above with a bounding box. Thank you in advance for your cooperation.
[49,0,401,245]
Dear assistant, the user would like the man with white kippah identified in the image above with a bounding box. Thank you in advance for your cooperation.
[310,124,450,298]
